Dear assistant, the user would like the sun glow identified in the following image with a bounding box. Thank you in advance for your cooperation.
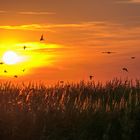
[2,51,19,65]
[0,42,62,79]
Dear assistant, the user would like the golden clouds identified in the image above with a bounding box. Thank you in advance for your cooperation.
[19,11,55,15]
[0,22,107,31]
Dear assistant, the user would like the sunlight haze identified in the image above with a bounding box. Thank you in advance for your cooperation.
[0,0,140,83]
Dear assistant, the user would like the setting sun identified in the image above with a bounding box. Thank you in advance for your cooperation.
[0,0,140,139]
[2,51,19,65]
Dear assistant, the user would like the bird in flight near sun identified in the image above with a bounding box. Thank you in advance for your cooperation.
[40,34,44,41]
[23,46,27,50]
[14,75,18,78]
[4,70,7,73]
[0,62,4,65]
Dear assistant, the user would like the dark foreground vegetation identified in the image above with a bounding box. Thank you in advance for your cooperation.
[0,79,140,140]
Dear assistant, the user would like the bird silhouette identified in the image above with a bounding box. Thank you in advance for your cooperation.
[89,75,93,80]
[102,51,115,54]
[59,81,64,84]
[14,75,18,78]
[4,70,7,73]
[22,69,25,72]
[40,34,44,41]
[122,68,128,72]
[23,46,27,50]
[131,57,135,59]
[0,62,4,65]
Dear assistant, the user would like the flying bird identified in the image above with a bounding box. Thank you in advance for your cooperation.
[102,51,115,54]
[0,62,4,65]
[89,75,94,80]
[59,81,64,84]
[4,70,7,73]
[22,69,25,72]
[40,34,44,41]
[23,46,27,50]
[14,75,18,78]
[122,68,128,72]
[131,57,135,59]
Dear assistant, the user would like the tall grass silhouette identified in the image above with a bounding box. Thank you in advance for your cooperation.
[0,79,140,140]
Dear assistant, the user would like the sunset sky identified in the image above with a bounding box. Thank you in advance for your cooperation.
[0,0,140,83]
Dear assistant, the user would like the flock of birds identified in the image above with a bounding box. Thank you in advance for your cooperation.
[0,34,136,80]
[0,34,45,78]
[88,52,136,80]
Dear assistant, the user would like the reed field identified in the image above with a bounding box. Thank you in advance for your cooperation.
[0,79,140,140]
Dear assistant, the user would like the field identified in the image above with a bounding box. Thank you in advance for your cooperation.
[0,79,140,140]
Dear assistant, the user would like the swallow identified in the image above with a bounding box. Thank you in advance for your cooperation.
[59,81,64,84]
[102,51,115,54]
[4,70,7,73]
[122,68,128,72]
[131,57,135,59]
[40,34,44,41]
[14,75,18,78]
[0,62,4,65]
[23,46,27,50]
[89,75,93,80]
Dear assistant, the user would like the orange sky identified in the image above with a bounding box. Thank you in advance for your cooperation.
[0,0,140,84]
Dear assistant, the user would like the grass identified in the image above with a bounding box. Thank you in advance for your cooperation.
[0,79,140,140]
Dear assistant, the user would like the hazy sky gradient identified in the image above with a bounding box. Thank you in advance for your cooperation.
[0,0,140,83]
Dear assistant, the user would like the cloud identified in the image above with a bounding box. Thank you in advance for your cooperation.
[18,11,55,15]
[0,22,114,31]
[0,0,140,27]
[0,24,52,31]
[0,21,140,48]
[0,10,55,15]
[116,0,140,3]
[0,10,7,14]
[130,0,140,2]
